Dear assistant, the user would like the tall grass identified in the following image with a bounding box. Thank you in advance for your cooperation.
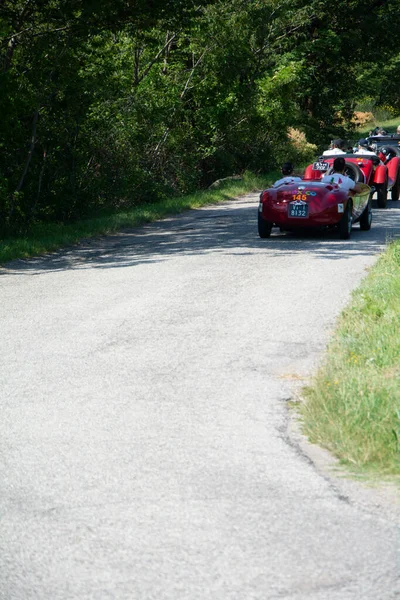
[300,241,400,477]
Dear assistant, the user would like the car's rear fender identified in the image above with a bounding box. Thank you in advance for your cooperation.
[373,164,388,185]
[386,156,400,188]
[378,151,386,162]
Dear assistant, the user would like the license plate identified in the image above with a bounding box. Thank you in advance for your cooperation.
[288,202,309,218]
[312,161,329,171]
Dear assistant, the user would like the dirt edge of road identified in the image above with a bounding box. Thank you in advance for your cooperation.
[287,409,400,522]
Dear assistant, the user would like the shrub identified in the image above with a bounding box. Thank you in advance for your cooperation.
[287,128,318,164]
[374,105,398,121]
[351,111,375,127]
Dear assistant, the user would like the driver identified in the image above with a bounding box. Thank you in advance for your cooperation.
[321,157,362,194]
[322,138,346,156]
[272,162,302,187]
[356,138,377,155]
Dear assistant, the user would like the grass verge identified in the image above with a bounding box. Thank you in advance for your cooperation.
[356,116,400,138]
[299,240,400,478]
[0,170,276,266]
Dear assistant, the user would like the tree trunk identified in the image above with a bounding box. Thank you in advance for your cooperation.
[16,108,39,192]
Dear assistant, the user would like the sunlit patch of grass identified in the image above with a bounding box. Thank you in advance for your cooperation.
[299,242,400,478]
[356,116,400,137]
[0,171,277,265]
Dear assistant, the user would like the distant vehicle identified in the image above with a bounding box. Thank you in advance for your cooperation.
[258,176,371,241]
[303,152,400,207]
[367,134,400,152]
[367,136,400,193]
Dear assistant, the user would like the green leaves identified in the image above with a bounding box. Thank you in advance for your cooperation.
[1,0,400,234]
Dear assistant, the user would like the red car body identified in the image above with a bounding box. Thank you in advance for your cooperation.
[258,177,372,240]
[303,153,400,207]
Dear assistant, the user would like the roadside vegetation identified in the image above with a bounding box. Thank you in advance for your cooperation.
[0,171,276,264]
[357,117,400,138]
[2,0,400,239]
[299,241,400,478]
[2,113,398,265]
[298,115,400,480]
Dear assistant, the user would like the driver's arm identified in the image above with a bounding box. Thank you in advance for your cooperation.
[350,182,362,194]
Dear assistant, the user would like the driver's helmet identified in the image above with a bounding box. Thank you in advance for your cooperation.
[358,138,369,148]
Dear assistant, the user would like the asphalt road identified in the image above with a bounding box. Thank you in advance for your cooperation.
[1,194,400,599]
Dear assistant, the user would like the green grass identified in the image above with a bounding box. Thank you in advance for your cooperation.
[0,170,276,265]
[299,241,400,478]
[356,116,400,138]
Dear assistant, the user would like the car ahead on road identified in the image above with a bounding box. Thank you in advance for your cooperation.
[368,134,400,159]
[368,135,400,188]
[303,152,400,207]
[258,177,371,240]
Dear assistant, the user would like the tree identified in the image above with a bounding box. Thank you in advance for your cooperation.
[1,0,400,235]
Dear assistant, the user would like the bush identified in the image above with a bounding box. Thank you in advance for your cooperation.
[373,105,398,122]
[351,111,375,127]
[287,128,318,164]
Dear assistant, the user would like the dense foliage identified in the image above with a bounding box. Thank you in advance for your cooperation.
[1,0,400,235]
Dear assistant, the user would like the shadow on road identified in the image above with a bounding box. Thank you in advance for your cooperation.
[3,195,400,275]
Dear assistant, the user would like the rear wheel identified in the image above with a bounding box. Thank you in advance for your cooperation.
[376,182,388,208]
[327,163,364,183]
[339,199,353,240]
[391,170,400,201]
[258,213,273,238]
[344,162,364,183]
[359,193,372,231]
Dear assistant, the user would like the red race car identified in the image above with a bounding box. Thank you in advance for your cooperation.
[303,152,400,207]
[258,176,371,240]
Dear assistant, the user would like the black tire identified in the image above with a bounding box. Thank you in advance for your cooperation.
[339,199,353,240]
[344,162,364,183]
[359,193,372,231]
[327,162,364,183]
[376,182,388,208]
[258,213,273,238]
[391,170,400,201]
